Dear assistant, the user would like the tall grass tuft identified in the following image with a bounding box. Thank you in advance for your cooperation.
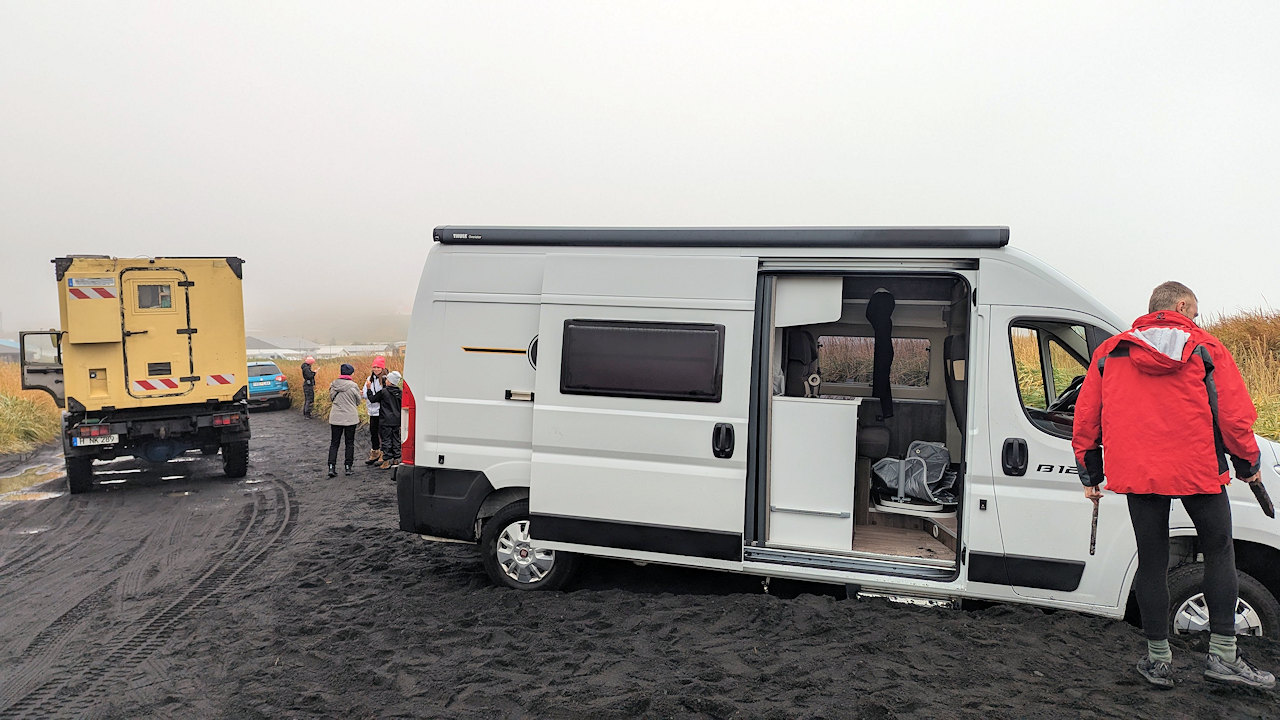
[1206,310,1280,442]
[279,355,404,425]
[0,362,62,455]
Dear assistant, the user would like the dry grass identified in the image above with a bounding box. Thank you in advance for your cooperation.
[280,355,404,424]
[1206,311,1280,442]
[819,336,929,387]
[0,362,62,455]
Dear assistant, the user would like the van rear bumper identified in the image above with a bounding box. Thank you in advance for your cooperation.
[395,464,494,542]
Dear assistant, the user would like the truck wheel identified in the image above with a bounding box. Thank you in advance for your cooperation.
[1169,564,1280,639]
[480,500,577,591]
[221,441,249,478]
[66,457,94,494]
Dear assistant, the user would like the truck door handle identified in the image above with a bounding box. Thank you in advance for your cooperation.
[1002,437,1028,476]
[123,330,148,337]
[712,423,735,459]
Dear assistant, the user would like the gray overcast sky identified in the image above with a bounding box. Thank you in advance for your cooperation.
[2,1,1277,337]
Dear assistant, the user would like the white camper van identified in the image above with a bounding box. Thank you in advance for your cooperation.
[394,227,1280,637]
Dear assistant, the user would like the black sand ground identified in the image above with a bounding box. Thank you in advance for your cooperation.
[1,410,1278,719]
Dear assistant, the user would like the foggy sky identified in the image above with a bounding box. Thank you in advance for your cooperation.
[2,1,1277,339]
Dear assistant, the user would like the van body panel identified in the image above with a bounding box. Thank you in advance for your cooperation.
[529,254,757,559]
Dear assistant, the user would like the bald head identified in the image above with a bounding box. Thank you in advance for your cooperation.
[1149,281,1198,320]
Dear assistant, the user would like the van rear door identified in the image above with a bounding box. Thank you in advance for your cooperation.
[530,253,757,568]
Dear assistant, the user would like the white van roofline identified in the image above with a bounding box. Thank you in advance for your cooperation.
[435,225,1009,248]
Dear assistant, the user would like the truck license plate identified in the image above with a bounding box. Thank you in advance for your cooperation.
[73,435,118,446]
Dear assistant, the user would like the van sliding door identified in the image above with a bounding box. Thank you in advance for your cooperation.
[530,254,757,569]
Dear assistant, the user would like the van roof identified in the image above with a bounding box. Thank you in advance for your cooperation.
[434,226,1009,248]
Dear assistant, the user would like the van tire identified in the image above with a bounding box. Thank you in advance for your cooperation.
[221,441,249,478]
[480,500,577,591]
[1168,564,1280,639]
[66,457,94,494]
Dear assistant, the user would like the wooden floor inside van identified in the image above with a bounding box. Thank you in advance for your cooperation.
[852,520,955,563]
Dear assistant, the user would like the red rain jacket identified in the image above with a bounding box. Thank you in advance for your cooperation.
[1072,310,1260,495]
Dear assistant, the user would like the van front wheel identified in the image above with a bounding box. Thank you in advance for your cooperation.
[1169,564,1280,639]
[480,501,577,591]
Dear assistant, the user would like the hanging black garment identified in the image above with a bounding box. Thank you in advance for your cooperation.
[865,290,895,419]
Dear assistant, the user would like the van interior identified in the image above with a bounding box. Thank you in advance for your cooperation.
[762,273,970,577]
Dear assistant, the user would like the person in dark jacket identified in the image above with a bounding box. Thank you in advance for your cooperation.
[1073,281,1272,690]
[301,356,317,418]
[366,370,402,470]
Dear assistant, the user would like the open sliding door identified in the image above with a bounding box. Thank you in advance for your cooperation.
[530,253,758,569]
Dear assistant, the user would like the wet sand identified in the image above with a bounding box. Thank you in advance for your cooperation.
[1,410,1277,719]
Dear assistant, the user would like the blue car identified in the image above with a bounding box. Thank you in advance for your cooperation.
[247,361,291,410]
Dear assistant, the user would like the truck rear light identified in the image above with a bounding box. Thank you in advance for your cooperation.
[401,379,415,465]
[76,424,111,438]
[213,412,242,427]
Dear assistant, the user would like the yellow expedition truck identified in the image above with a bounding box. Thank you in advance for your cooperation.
[20,256,252,493]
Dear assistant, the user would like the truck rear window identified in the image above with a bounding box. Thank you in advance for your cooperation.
[138,284,172,309]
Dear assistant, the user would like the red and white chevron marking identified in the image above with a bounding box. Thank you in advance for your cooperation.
[132,378,180,392]
[68,287,118,300]
[206,374,236,385]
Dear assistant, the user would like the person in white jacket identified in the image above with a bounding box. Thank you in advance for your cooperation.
[363,357,387,465]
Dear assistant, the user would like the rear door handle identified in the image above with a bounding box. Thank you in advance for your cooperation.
[712,423,735,459]
[1002,437,1028,476]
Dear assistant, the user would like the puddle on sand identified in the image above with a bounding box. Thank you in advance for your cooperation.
[166,490,198,497]
[0,466,63,496]
[241,478,266,485]
[0,492,64,503]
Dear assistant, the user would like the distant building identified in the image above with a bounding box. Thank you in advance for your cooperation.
[245,335,322,360]
[0,338,19,363]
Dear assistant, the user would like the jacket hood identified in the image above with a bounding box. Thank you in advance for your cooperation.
[1120,311,1199,376]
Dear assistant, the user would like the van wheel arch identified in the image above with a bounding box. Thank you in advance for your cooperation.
[474,486,530,540]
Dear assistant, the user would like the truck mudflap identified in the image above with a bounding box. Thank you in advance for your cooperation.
[395,465,494,541]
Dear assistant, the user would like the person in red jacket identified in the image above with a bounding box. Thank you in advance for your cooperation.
[1073,281,1272,689]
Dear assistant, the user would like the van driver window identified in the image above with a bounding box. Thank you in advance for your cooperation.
[818,336,930,387]
[138,284,172,309]
[1010,322,1091,438]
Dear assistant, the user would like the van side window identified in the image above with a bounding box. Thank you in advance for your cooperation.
[560,320,725,402]
[817,336,930,387]
[1010,321,1093,438]
[137,284,172,309]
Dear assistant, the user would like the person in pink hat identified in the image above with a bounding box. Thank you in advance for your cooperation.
[362,356,388,466]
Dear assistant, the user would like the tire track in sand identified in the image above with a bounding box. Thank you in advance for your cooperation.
[0,479,297,719]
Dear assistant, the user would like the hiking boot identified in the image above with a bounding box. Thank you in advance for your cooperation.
[1136,656,1175,688]
[344,463,353,476]
[365,449,382,466]
[1205,653,1276,689]
[378,460,391,469]
[327,464,337,478]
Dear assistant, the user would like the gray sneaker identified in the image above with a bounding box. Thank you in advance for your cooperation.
[1205,653,1276,689]
[1136,656,1175,688]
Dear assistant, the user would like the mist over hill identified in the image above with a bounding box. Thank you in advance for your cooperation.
[246,309,410,345]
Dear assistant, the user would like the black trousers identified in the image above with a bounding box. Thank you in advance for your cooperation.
[302,384,315,416]
[1127,490,1237,640]
[369,415,381,452]
[328,424,356,467]
[379,423,401,463]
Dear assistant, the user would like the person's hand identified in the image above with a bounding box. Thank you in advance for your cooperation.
[1084,485,1103,501]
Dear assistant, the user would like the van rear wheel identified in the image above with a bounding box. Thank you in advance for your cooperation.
[1169,564,1280,639]
[480,500,577,590]
[66,457,93,494]
[221,441,249,478]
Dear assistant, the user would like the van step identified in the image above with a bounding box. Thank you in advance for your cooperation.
[850,588,955,609]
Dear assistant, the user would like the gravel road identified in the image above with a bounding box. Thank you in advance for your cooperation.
[1,410,1277,719]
